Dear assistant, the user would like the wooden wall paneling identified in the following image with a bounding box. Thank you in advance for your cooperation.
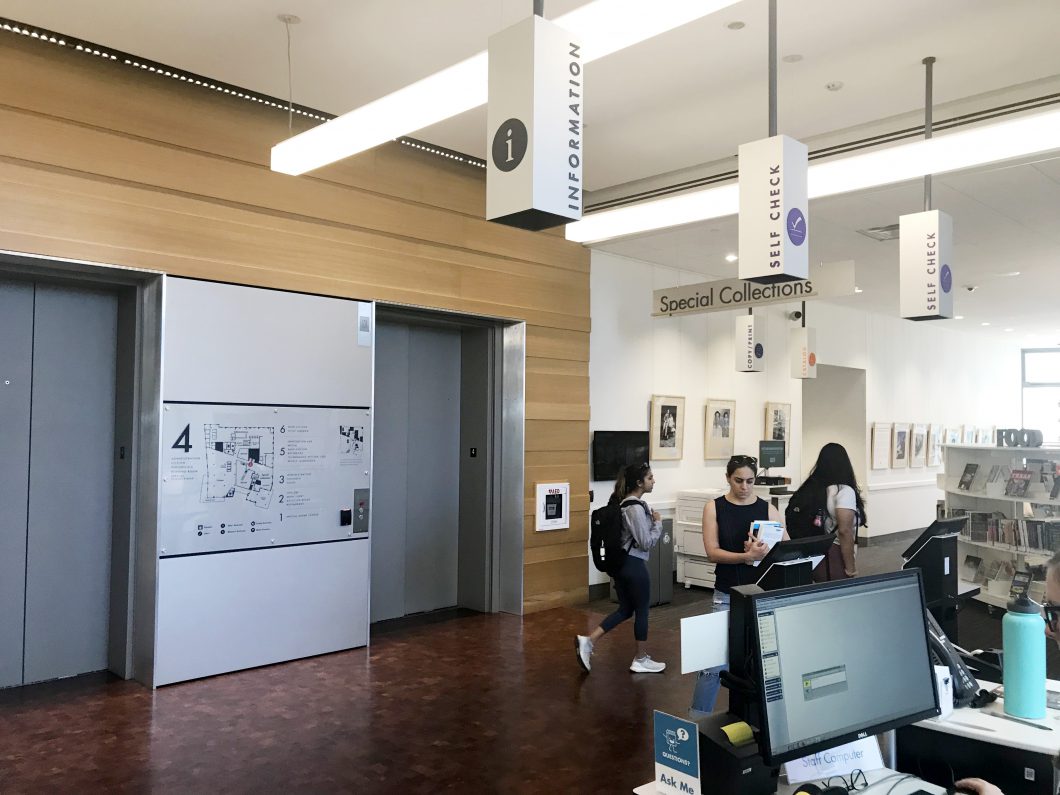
[524,511,589,548]
[525,357,588,377]
[525,421,589,452]
[0,36,489,218]
[0,105,588,276]
[0,162,589,331]
[525,325,590,361]
[0,37,595,613]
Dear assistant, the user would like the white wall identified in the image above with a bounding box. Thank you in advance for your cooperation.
[589,251,1022,583]
[814,302,1022,537]
[589,252,806,584]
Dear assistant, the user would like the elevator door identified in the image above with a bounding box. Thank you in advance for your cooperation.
[0,280,117,687]
[372,323,461,621]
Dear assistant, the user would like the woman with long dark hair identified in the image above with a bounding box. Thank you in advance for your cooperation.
[690,454,785,714]
[790,442,867,581]
[576,462,666,674]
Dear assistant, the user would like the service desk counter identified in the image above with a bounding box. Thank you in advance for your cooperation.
[898,678,1059,794]
[635,767,944,794]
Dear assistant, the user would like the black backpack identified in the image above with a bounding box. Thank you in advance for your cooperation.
[784,489,828,540]
[590,498,648,575]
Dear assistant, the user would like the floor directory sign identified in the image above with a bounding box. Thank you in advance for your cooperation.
[159,402,371,556]
[653,711,700,795]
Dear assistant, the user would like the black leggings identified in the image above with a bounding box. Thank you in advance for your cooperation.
[600,554,651,641]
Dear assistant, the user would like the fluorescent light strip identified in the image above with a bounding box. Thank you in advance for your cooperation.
[271,0,740,175]
[566,107,1060,243]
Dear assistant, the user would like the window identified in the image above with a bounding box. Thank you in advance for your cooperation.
[1022,349,1060,445]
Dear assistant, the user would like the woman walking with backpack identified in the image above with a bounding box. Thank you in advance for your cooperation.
[787,442,866,582]
[576,462,666,674]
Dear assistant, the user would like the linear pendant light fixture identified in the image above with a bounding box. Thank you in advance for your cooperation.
[566,105,1060,244]
[270,0,741,175]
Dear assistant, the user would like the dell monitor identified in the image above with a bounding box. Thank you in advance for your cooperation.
[759,440,785,469]
[729,570,939,766]
[591,430,649,481]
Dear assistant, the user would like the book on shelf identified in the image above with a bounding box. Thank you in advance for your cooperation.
[1052,476,1060,501]
[962,554,984,583]
[957,463,979,491]
[983,559,1003,581]
[1004,468,1033,498]
[986,464,1002,484]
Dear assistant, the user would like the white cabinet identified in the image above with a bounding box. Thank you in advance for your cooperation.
[675,489,724,589]
[943,444,1060,609]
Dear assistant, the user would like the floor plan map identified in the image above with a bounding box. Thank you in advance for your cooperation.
[201,425,275,509]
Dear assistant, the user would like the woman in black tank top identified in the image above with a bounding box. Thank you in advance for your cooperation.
[691,455,786,715]
[703,456,784,593]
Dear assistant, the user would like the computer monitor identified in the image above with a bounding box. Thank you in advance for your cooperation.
[900,515,968,561]
[591,431,649,481]
[759,440,785,469]
[730,570,939,766]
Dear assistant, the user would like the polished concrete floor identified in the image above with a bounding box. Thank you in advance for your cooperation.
[0,535,1049,794]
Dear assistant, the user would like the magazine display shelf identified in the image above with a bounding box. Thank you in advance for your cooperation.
[942,444,1060,612]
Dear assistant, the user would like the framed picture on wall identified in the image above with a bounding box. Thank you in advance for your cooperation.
[892,423,911,468]
[944,427,961,446]
[764,402,791,445]
[962,425,976,445]
[927,423,944,467]
[910,424,928,468]
[650,395,685,460]
[976,426,996,446]
[871,423,892,470]
[704,399,736,460]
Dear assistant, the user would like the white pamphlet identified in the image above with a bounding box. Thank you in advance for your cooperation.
[750,520,784,567]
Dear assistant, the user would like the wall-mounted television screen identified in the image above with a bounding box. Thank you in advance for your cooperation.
[592,431,650,482]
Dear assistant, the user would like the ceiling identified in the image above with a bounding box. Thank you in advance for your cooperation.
[3,0,1060,341]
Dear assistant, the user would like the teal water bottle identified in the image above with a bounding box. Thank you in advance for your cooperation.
[1002,592,1046,719]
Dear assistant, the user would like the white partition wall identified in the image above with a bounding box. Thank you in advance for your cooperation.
[155,277,373,686]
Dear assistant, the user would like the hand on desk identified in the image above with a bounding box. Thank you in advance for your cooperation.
[952,778,1003,795]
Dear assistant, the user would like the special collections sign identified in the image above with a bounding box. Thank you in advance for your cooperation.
[653,261,855,318]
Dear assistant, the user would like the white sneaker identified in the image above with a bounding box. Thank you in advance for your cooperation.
[576,635,593,673]
[630,655,666,674]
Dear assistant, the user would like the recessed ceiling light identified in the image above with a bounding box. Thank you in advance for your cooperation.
[782,54,803,63]
[854,287,863,294]
[1004,328,1014,332]
[954,315,964,320]
[1004,271,1021,277]
[727,20,746,29]
[825,81,844,92]
[981,322,991,326]
[725,253,738,262]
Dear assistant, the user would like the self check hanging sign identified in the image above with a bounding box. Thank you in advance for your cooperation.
[486,15,582,231]
[898,209,954,320]
[738,135,809,283]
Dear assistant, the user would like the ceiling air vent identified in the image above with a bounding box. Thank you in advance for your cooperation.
[856,223,901,242]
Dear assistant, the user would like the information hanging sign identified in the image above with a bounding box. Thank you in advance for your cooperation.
[653,711,701,795]
[654,261,854,318]
[899,209,954,320]
[160,403,371,556]
[487,15,582,230]
[738,134,809,283]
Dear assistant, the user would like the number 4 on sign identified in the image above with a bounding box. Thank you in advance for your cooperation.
[172,424,193,452]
